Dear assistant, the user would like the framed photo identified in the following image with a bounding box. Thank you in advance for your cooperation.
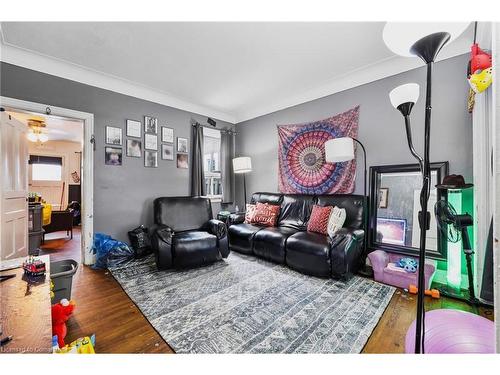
[177,153,188,169]
[106,126,122,145]
[145,150,158,168]
[105,147,122,166]
[162,126,174,143]
[376,218,407,246]
[144,133,158,150]
[177,137,188,153]
[161,143,174,160]
[126,139,142,158]
[379,188,389,208]
[144,116,158,134]
[126,119,141,138]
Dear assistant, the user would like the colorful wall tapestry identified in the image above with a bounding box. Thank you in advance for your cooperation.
[277,106,359,194]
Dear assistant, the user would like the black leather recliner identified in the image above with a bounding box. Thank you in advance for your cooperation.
[228,192,365,280]
[151,197,230,270]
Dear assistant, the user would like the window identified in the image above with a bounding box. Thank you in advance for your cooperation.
[32,164,62,181]
[29,155,63,181]
[203,127,222,198]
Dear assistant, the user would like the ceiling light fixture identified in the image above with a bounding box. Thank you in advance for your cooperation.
[26,119,49,143]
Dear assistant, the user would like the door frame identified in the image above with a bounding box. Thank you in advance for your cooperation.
[0,96,95,265]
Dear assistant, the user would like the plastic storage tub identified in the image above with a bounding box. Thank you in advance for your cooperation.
[51,259,78,301]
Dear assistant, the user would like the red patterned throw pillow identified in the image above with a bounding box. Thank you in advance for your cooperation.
[253,202,280,227]
[244,204,257,224]
[307,205,333,235]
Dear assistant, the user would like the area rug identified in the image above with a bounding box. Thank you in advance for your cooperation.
[109,252,395,353]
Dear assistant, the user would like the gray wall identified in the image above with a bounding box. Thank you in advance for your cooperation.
[1,62,234,242]
[235,54,473,207]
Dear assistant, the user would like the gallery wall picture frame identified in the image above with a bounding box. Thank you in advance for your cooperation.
[162,126,174,143]
[177,137,188,153]
[105,126,123,145]
[145,150,158,168]
[161,143,174,160]
[379,188,389,208]
[177,153,188,169]
[126,119,142,138]
[126,139,142,158]
[144,133,158,150]
[144,116,158,134]
[105,146,122,166]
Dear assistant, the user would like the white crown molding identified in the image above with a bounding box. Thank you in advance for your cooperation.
[1,26,471,125]
[234,37,472,123]
[0,40,237,124]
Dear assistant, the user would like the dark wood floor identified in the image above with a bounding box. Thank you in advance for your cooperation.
[42,229,493,354]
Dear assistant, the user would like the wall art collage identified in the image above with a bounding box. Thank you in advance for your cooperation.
[104,116,188,169]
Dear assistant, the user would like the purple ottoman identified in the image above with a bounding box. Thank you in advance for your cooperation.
[368,250,435,290]
[405,309,495,353]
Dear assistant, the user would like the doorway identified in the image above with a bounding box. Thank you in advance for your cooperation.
[0,96,94,265]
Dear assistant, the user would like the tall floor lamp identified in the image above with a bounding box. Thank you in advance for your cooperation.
[324,137,368,271]
[383,22,469,354]
[233,156,252,207]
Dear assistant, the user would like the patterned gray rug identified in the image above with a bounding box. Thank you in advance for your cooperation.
[109,252,395,353]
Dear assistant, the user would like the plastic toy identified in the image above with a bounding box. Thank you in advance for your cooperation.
[468,43,492,76]
[408,284,440,299]
[22,256,46,276]
[54,334,96,354]
[395,257,418,273]
[469,67,492,94]
[51,298,76,348]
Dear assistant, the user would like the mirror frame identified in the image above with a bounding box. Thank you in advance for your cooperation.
[368,161,449,260]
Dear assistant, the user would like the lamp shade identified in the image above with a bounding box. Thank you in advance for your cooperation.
[389,83,420,108]
[383,22,469,57]
[325,137,355,163]
[233,156,252,174]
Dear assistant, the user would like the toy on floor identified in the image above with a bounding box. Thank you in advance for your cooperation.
[22,256,46,277]
[54,334,96,354]
[395,257,418,273]
[51,298,76,348]
[407,284,440,299]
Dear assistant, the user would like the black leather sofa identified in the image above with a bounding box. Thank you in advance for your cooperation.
[228,192,365,280]
[151,197,230,270]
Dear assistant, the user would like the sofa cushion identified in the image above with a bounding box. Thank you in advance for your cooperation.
[228,223,264,255]
[315,194,364,230]
[253,226,299,264]
[307,205,332,235]
[244,203,257,223]
[277,194,316,230]
[172,231,219,268]
[327,206,347,237]
[286,231,331,277]
[154,196,212,232]
[253,202,280,227]
[250,192,283,205]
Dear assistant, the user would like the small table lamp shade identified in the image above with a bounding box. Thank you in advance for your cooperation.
[389,83,420,108]
[324,137,355,163]
[233,156,252,174]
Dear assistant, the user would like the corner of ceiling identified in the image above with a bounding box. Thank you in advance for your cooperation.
[0,37,237,124]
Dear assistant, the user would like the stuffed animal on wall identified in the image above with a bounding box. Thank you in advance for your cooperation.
[51,298,76,348]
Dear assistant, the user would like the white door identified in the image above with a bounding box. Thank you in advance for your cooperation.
[0,112,29,260]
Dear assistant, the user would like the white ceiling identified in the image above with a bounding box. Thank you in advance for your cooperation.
[7,111,83,142]
[0,22,473,123]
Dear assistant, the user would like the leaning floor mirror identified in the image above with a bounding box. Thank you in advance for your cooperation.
[368,162,449,259]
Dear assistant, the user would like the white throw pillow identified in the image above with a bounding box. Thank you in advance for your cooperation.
[327,206,346,238]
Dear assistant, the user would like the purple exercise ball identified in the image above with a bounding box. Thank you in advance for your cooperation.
[405,309,494,353]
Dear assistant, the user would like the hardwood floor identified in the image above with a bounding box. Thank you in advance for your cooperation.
[41,232,493,353]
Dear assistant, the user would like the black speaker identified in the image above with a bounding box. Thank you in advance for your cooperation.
[207,117,216,127]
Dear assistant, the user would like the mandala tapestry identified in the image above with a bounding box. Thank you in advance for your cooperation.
[277,106,359,194]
